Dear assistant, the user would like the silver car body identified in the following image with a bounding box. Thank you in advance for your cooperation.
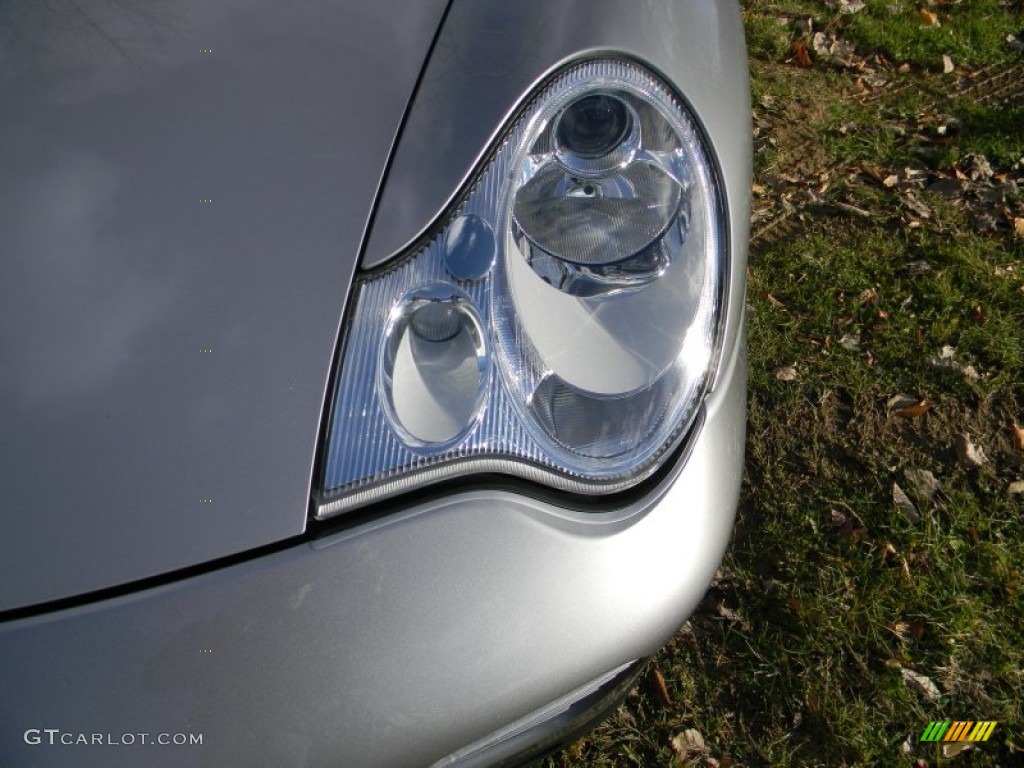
[0,1,750,765]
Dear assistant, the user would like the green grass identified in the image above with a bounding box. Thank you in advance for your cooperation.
[548,1,1024,765]
[845,0,1021,70]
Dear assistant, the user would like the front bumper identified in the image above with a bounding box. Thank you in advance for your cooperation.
[0,337,744,768]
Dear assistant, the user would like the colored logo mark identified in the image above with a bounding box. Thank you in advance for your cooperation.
[920,720,997,743]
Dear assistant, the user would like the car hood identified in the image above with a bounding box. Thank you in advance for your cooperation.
[0,0,449,612]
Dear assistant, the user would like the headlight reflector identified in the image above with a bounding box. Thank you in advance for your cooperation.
[318,59,726,518]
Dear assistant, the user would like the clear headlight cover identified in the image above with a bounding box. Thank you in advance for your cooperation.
[317,59,727,518]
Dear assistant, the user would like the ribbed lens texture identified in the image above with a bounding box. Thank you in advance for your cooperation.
[318,59,724,518]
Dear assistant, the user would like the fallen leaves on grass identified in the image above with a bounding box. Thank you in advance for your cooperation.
[647,665,672,708]
[670,728,714,764]
[887,394,931,418]
[901,667,941,701]
[910,618,926,641]
[901,259,933,276]
[811,32,860,68]
[790,40,812,68]
[1008,481,1024,495]
[827,509,848,527]
[888,618,926,642]
[893,483,920,523]
[927,346,981,380]
[958,153,994,182]
[775,366,799,382]
[943,742,973,758]
[713,600,752,631]
[839,333,862,351]
[905,468,941,500]
[857,287,878,304]
[919,8,940,27]
[1012,422,1024,452]
[942,54,954,74]
[888,621,911,640]
[954,433,988,469]
[901,192,932,220]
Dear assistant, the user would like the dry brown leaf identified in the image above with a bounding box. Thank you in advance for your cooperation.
[860,162,885,183]
[905,468,940,500]
[1014,217,1024,239]
[928,353,981,381]
[960,153,994,181]
[919,8,940,26]
[647,665,672,708]
[897,399,930,417]
[811,31,830,57]
[900,735,914,755]
[889,621,910,639]
[827,509,848,527]
[791,40,813,67]
[955,434,987,469]
[715,602,750,630]
[1008,481,1024,495]
[857,287,878,305]
[1012,422,1024,452]
[902,192,932,219]
[942,54,954,73]
[888,394,931,418]
[942,742,973,758]
[840,333,862,351]
[775,366,798,382]
[901,667,941,701]
[903,260,933,276]
[670,728,706,760]
[910,618,926,641]
[887,393,918,412]
[893,483,920,524]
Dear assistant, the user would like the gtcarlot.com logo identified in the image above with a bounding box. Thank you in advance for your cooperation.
[24,729,203,747]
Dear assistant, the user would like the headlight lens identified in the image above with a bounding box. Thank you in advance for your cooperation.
[317,59,726,518]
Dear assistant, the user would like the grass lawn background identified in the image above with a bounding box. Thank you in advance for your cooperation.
[548,1,1024,765]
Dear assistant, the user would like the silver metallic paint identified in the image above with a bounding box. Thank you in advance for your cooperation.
[0,0,448,611]
[0,337,745,768]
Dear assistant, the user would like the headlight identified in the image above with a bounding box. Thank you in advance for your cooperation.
[317,58,727,518]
